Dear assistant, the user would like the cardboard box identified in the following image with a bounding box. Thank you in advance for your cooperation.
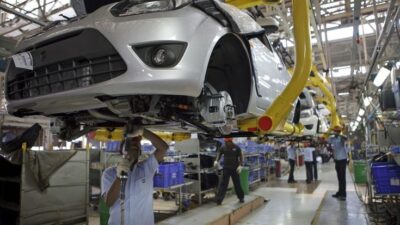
[229,202,252,224]
[208,214,230,225]
[251,197,265,210]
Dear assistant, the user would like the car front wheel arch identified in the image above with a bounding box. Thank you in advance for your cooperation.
[203,33,252,115]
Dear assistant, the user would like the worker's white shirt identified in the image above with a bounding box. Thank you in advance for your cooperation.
[303,147,315,162]
[102,155,158,225]
[287,146,297,160]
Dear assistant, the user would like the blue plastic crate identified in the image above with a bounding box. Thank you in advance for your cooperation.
[391,146,400,154]
[260,168,266,178]
[371,162,400,194]
[154,162,185,188]
[105,141,121,152]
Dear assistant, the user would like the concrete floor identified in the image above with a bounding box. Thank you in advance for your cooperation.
[89,161,369,225]
[236,161,369,225]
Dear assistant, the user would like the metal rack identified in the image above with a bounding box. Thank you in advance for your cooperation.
[176,139,218,205]
[244,153,262,186]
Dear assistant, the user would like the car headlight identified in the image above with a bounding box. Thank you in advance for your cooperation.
[111,0,191,17]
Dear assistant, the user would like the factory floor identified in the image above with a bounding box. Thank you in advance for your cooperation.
[236,161,369,225]
[88,161,369,225]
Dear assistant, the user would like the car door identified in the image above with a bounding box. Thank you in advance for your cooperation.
[247,34,290,112]
[213,2,291,116]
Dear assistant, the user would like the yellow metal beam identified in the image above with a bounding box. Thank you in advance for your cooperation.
[238,0,312,135]
[242,0,312,134]
[225,0,281,9]
[307,66,341,131]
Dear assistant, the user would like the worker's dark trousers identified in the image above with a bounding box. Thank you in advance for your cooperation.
[288,159,295,182]
[335,159,347,197]
[312,161,318,180]
[305,161,313,183]
[217,168,244,203]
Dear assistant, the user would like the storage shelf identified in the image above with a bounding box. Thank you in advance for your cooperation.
[154,181,194,191]
[244,153,260,157]
[0,200,20,211]
[249,179,261,185]
[185,168,217,174]
[249,166,261,171]
[200,188,216,194]
[0,176,20,183]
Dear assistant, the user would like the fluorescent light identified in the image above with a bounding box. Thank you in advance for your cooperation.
[373,66,391,87]
[355,121,359,127]
[364,96,372,107]
[356,116,361,122]
[341,115,347,118]
[358,108,365,116]
[338,92,350,96]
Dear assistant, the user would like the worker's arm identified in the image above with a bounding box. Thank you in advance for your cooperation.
[142,129,169,162]
[238,148,244,166]
[237,147,244,166]
[216,147,225,162]
[104,177,121,207]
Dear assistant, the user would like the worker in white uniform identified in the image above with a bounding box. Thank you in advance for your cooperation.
[303,142,315,184]
[101,128,169,225]
[329,126,348,201]
[287,141,297,183]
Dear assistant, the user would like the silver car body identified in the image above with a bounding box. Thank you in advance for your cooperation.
[6,2,295,135]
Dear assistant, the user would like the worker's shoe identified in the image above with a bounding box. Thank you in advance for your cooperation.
[239,199,245,203]
[331,193,340,198]
[338,196,346,201]
[288,180,297,183]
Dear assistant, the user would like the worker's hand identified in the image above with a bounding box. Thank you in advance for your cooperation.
[213,161,219,168]
[236,166,243,174]
[129,126,144,138]
[117,158,131,178]
[138,154,150,163]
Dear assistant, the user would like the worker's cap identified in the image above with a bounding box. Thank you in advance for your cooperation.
[333,126,342,132]
[224,137,233,142]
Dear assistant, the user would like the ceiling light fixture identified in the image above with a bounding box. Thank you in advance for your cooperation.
[358,108,365,116]
[373,64,392,87]
[356,116,362,122]
[363,96,372,107]
[338,92,350,96]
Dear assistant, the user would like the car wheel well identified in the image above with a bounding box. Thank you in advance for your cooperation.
[204,33,252,114]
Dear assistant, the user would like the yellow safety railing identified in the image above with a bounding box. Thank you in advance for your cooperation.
[238,0,312,135]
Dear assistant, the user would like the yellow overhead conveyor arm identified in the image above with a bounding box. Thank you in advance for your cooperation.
[91,128,191,142]
[307,66,341,131]
[225,0,281,9]
[238,0,312,134]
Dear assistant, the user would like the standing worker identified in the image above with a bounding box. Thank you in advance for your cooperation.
[311,142,318,181]
[303,142,315,184]
[287,141,297,183]
[329,126,348,201]
[101,128,169,225]
[214,138,245,205]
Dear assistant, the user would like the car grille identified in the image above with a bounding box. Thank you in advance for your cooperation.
[6,29,127,100]
[7,55,126,100]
